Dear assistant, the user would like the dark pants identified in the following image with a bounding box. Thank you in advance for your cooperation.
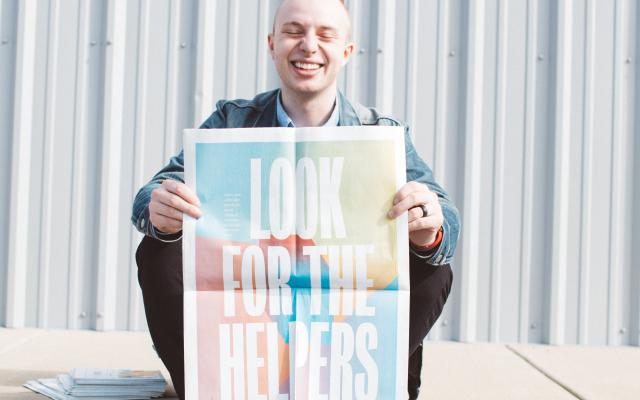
[136,236,453,400]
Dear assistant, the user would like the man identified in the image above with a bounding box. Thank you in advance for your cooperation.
[132,0,459,398]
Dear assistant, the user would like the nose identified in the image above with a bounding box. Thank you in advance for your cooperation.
[299,32,318,54]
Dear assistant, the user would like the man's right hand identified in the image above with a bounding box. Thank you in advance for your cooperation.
[149,179,202,234]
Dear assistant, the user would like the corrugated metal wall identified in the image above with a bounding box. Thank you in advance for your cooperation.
[1,0,638,346]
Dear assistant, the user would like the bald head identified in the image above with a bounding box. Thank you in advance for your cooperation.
[272,0,352,39]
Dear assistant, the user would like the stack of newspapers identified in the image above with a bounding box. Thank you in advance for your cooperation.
[24,368,167,400]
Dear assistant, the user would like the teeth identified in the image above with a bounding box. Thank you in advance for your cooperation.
[294,62,321,70]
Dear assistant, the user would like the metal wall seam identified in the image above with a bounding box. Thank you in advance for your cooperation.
[490,0,508,343]
[163,0,181,161]
[607,0,628,345]
[67,0,92,329]
[459,0,485,343]
[96,0,127,331]
[193,0,217,126]
[518,0,538,343]
[0,0,7,328]
[404,0,419,138]
[433,0,449,176]
[578,0,595,345]
[255,0,270,93]
[128,0,151,331]
[635,2,640,348]
[37,0,60,328]
[225,0,239,99]
[549,0,573,346]
[374,0,395,115]
[5,0,38,328]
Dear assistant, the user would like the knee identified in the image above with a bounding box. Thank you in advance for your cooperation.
[411,264,453,303]
[136,235,183,295]
[435,264,453,301]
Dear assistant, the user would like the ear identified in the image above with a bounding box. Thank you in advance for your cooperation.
[342,41,355,66]
[268,33,275,58]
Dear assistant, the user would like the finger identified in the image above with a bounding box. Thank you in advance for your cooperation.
[408,215,443,232]
[151,214,182,234]
[162,179,201,207]
[388,190,431,219]
[407,206,423,223]
[156,189,202,218]
[393,181,430,205]
[150,201,184,222]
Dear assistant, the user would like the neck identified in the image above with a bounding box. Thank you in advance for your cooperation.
[280,85,337,127]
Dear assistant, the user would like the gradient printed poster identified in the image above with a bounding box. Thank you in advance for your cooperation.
[183,127,409,399]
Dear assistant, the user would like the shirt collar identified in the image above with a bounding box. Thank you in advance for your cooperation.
[276,91,340,127]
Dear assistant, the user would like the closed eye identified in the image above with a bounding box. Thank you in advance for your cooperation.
[317,27,339,40]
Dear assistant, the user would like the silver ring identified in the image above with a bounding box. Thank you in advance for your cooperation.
[420,203,431,218]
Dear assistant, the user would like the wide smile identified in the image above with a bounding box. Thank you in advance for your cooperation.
[290,61,325,76]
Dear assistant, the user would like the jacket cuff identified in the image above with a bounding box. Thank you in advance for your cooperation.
[409,224,448,265]
[149,223,182,243]
[136,207,183,242]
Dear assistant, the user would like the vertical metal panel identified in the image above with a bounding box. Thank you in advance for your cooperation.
[629,0,639,348]
[607,0,629,346]
[343,0,359,100]
[125,0,151,332]
[6,0,38,328]
[96,0,126,331]
[578,0,596,345]
[0,0,19,326]
[549,0,572,345]
[1,0,638,347]
[403,0,418,134]
[489,0,507,343]
[518,0,538,344]
[374,0,395,115]
[67,0,95,329]
[224,0,238,98]
[433,0,450,178]
[458,0,485,343]
[37,0,59,328]
[193,0,217,125]
[255,0,270,93]
[163,0,181,160]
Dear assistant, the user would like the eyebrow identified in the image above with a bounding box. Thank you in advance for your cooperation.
[281,21,304,29]
[281,21,340,34]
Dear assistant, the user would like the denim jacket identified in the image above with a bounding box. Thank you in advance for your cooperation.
[131,89,460,266]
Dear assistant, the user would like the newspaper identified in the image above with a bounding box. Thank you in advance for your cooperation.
[24,368,166,399]
[182,126,410,399]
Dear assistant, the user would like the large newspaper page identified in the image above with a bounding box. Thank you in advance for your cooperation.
[183,126,409,399]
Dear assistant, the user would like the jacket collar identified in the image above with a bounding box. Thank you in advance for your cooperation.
[337,90,362,126]
[253,88,362,128]
[252,92,278,128]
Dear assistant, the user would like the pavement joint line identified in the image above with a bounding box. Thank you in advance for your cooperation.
[505,344,586,400]
[0,330,46,357]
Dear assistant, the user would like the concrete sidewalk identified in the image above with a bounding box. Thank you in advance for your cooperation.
[1,328,638,399]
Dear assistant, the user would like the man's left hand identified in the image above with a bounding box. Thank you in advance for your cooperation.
[387,181,444,248]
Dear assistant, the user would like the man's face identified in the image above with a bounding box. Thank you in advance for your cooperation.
[268,0,354,98]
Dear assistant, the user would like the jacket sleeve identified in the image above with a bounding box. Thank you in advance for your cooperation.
[130,106,227,239]
[403,126,461,266]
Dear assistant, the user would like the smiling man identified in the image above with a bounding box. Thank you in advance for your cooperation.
[132,1,459,399]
